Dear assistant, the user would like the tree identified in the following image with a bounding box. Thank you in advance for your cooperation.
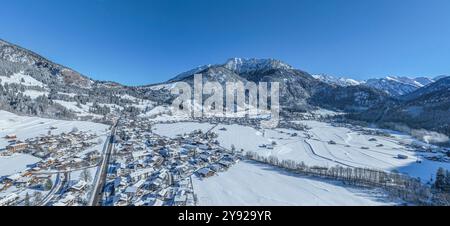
[81,168,92,182]
[231,144,236,152]
[33,192,43,205]
[44,179,53,191]
[24,193,31,206]
[434,167,447,191]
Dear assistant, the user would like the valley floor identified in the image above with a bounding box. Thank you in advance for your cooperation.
[192,160,393,206]
[153,121,450,183]
[152,120,450,205]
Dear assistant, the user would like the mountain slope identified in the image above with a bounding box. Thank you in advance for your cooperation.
[312,74,361,87]
[163,58,389,112]
[0,39,93,88]
[364,76,434,97]
[357,76,450,136]
[314,73,435,97]
[0,39,156,121]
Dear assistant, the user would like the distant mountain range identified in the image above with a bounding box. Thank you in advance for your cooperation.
[1,39,449,135]
[313,73,445,97]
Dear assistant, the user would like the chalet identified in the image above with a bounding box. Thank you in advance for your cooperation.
[70,180,87,192]
[14,177,32,186]
[53,193,76,206]
[218,160,234,168]
[4,134,17,139]
[132,150,151,160]
[209,164,223,172]
[198,144,209,150]
[128,168,153,183]
[397,154,409,160]
[197,168,215,178]
[174,192,187,206]
[151,156,164,167]
[6,143,28,152]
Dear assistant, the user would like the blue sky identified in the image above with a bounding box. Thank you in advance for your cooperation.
[1,0,450,85]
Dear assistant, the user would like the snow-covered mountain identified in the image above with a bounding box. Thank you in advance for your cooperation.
[312,74,361,87]
[169,58,293,83]
[0,39,93,88]
[164,58,389,112]
[364,76,434,97]
[1,39,448,135]
[223,58,294,74]
[313,73,436,97]
[0,39,156,121]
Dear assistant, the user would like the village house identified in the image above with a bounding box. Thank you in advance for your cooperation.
[197,168,215,178]
[4,134,17,139]
[53,193,76,206]
[70,180,88,192]
[128,168,154,183]
[6,142,28,152]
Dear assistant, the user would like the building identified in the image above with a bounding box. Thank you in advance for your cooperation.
[4,134,17,139]
[6,143,28,152]
[0,193,19,206]
[70,180,87,192]
[197,168,215,178]
[129,168,154,183]
[397,154,409,160]
[53,194,76,206]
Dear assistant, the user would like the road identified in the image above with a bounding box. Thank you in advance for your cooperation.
[39,173,62,206]
[90,119,119,206]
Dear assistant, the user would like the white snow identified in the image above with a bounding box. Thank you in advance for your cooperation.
[146,83,177,91]
[0,154,41,177]
[22,90,49,99]
[120,94,139,102]
[193,161,393,206]
[0,72,45,87]
[153,122,215,138]
[57,92,80,97]
[0,110,109,150]
[52,100,102,118]
[140,105,193,122]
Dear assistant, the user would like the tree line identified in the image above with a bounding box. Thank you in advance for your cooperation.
[245,151,450,206]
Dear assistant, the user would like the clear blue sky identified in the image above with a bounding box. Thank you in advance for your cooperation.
[1,0,450,85]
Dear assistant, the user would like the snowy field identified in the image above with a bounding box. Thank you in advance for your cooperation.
[0,72,45,87]
[152,122,215,138]
[140,105,193,122]
[0,154,41,177]
[193,161,393,206]
[0,110,110,150]
[153,120,450,182]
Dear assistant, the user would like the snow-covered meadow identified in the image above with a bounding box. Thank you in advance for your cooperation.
[0,154,41,177]
[193,161,393,206]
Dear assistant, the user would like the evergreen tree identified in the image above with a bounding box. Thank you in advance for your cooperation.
[33,192,43,205]
[435,167,447,191]
[24,193,31,206]
[44,179,53,191]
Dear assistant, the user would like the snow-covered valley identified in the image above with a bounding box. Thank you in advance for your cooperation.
[192,160,394,206]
